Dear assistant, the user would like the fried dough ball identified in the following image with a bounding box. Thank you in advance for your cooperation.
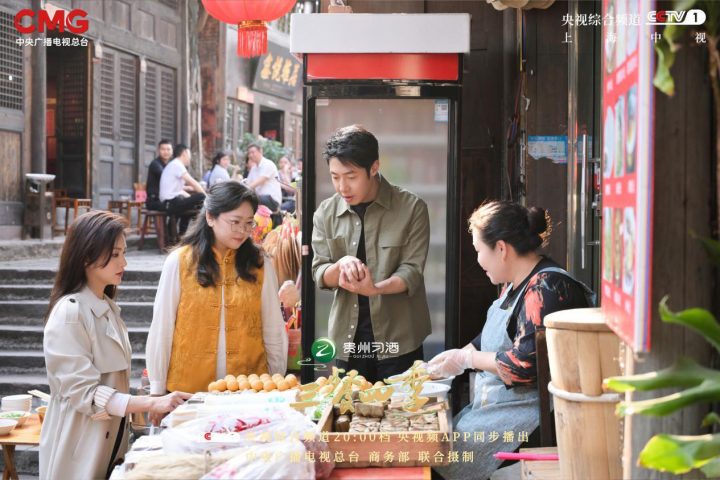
[263,381,277,392]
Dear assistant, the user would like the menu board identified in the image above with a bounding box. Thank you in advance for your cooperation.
[601,0,655,352]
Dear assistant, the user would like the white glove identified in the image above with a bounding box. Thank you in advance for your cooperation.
[427,349,473,378]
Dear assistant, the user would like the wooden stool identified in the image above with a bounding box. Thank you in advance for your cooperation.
[107,200,125,215]
[139,210,169,251]
[51,198,91,236]
[73,199,92,217]
[108,200,144,234]
[51,197,74,236]
[128,201,144,233]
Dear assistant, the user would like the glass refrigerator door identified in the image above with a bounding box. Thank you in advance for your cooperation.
[312,98,450,360]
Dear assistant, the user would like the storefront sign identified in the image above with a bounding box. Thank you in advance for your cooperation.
[601,0,655,352]
[252,41,301,101]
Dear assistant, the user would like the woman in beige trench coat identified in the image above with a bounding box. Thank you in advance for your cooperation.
[40,212,191,480]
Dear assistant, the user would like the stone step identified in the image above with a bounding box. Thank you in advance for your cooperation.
[0,300,154,327]
[0,325,150,353]
[0,374,51,398]
[0,285,158,302]
[0,351,147,378]
[0,269,161,286]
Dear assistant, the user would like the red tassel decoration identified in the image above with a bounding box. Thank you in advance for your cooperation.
[237,20,268,57]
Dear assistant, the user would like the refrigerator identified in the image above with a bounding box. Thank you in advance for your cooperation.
[291,13,469,382]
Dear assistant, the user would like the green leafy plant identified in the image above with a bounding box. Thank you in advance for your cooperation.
[237,133,291,165]
[604,235,720,476]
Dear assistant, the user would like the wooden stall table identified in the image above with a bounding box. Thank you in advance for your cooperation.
[1,414,41,480]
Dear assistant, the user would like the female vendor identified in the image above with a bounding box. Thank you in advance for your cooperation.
[430,201,594,480]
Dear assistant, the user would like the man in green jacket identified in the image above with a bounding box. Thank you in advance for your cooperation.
[311,125,432,383]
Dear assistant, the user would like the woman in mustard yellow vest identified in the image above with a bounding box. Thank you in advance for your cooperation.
[146,182,288,404]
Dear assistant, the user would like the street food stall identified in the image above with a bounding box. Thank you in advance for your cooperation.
[108,364,454,479]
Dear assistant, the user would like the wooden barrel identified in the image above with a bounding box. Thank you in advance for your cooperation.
[545,308,622,479]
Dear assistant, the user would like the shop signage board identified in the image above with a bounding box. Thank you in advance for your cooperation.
[600,0,655,352]
[252,41,302,101]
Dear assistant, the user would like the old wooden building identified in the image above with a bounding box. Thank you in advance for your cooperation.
[0,0,304,239]
[0,0,185,238]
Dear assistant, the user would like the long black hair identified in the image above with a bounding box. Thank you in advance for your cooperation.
[46,211,128,322]
[180,182,263,287]
[468,200,552,255]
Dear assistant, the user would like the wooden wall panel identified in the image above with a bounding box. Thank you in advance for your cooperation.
[525,1,570,268]
[0,131,21,202]
[627,31,714,480]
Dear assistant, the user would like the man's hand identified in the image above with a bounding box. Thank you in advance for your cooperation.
[339,265,378,297]
[337,256,366,282]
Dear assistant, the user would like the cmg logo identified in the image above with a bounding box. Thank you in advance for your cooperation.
[14,8,89,34]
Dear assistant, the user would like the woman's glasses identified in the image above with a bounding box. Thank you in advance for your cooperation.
[219,217,257,233]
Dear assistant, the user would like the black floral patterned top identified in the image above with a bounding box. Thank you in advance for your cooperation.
[471,257,591,388]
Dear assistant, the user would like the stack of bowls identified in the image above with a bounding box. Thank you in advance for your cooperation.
[1,395,32,412]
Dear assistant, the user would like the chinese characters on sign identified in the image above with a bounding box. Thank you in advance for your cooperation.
[343,341,400,357]
[601,0,655,352]
[252,41,302,101]
[16,37,88,47]
[563,9,707,45]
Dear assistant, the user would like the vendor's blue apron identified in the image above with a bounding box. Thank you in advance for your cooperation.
[436,267,595,480]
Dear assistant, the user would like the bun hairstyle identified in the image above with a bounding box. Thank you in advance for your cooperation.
[468,201,552,255]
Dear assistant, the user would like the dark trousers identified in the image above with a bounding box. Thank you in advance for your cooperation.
[281,198,296,213]
[258,195,279,212]
[145,198,166,212]
[166,193,205,235]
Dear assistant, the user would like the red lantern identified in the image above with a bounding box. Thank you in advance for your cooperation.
[202,0,297,57]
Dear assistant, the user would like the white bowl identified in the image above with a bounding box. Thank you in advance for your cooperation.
[0,411,30,427]
[2,402,31,413]
[0,419,17,435]
[2,395,32,412]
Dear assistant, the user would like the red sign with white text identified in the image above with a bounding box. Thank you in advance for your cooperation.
[601,0,655,352]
